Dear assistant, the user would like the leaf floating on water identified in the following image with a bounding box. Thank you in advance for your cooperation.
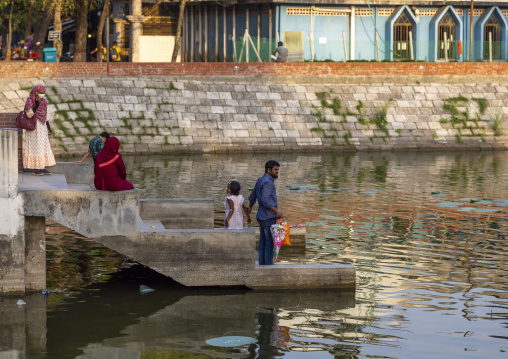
[494,200,508,207]
[474,208,500,213]
[470,199,479,203]
[458,207,500,213]
[436,202,463,208]
[205,336,257,347]
[248,187,254,191]
[431,191,440,195]
[290,186,300,191]
[500,347,508,352]
[139,285,155,295]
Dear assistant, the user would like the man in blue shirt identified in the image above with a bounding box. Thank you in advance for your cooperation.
[248,160,283,265]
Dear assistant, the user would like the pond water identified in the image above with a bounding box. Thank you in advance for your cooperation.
[3,151,508,358]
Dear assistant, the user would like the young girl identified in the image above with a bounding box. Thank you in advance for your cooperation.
[225,181,251,229]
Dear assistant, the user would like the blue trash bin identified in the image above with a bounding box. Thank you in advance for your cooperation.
[43,48,57,62]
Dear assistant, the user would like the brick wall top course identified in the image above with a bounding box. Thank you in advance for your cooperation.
[3,62,508,79]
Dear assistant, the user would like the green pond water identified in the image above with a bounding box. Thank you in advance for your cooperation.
[3,151,508,358]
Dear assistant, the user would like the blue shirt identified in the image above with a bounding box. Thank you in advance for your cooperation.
[249,173,278,220]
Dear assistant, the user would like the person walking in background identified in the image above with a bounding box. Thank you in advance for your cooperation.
[23,84,56,176]
[224,180,251,229]
[94,137,134,191]
[74,132,110,163]
[90,45,106,61]
[272,42,288,63]
[110,41,121,62]
[248,160,283,265]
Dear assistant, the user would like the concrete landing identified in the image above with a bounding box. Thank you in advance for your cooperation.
[16,162,356,291]
[139,218,166,231]
[19,173,89,191]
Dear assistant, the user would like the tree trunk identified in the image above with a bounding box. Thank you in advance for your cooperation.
[96,0,108,63]
[74,0,89,62]
[54,0,63,61]
[33,8,53,61]
[5,2,13,62]
[171,0,187,62]
[24,3,34,40]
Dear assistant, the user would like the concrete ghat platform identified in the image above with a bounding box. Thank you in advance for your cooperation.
[16,161,355,291]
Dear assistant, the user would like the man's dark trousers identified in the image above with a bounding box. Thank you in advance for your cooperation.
[258,218,276,265]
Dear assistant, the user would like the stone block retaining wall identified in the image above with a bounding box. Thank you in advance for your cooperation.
[1,76,508,155]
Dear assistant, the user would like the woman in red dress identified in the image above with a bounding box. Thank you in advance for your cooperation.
[94,137,134,191]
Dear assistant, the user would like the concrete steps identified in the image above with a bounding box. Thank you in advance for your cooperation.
[18,161,356,291]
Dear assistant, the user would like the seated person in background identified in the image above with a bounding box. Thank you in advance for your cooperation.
[272,41,288,63]
[74,132,110,163]
[94,137,134,191]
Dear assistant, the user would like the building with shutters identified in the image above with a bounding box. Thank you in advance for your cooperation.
[112,0,508,62]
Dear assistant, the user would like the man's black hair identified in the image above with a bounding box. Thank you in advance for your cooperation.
[278,41,283,47]
[265,160,280,173]
[100,132,110,139]
[228,181,241,196]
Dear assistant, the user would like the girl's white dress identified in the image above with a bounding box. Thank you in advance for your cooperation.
[224,194,245,229]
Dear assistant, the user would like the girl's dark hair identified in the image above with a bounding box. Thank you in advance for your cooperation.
[100,132,110,139]
[228,181,241,196]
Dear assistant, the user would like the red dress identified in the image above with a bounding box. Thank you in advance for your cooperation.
[94,137,134,191]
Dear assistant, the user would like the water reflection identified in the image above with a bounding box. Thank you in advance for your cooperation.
[3,151,508,358]
[46,265,354,359]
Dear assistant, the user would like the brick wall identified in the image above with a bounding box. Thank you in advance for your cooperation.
[2,61,508,78]
[0,113,22,172]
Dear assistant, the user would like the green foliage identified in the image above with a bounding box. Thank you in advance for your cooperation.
[343,131,352,145]
[446,95,468,103]
[490,109,505,136]
[370,105,389,135]
[311,91,392,144]
[442,95,491,140]
[356,100,364,114]
[472,97,487,114]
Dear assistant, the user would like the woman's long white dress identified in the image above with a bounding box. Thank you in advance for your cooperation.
[23,119,56,170]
